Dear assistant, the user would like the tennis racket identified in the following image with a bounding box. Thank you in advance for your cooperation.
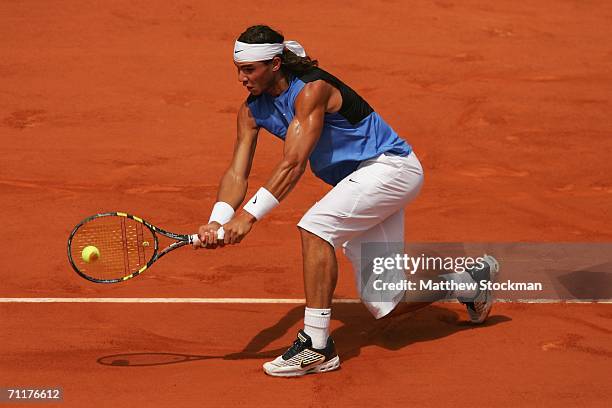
[67,212,224,284]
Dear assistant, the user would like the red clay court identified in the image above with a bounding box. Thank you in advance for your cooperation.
[1,1,611,407]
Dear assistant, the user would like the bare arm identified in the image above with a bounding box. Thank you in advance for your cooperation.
[264,80,332,200]
[207,81,333,245]
[218,79,330,206]
[216,101,259,208]
[195,101,258,247]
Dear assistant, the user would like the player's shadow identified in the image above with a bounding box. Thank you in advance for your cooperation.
[224,302,511,363]
[96,303,510,367]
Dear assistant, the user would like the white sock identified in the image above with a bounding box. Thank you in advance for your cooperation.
[303,307,331,349]
[441,272,478,299]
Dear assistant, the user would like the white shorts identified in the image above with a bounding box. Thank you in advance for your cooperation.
[297,151,424,318]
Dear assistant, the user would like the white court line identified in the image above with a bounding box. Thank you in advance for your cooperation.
[0,298,361,304]
[0,298,609,303]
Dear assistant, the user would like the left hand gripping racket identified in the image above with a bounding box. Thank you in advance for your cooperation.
[67,212,224,283]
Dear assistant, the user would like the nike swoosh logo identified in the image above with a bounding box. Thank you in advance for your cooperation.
[234,50,244,54]
[321,312,330,315]
[300,356,325,369]
[348,179,358,183]
[252,196,257,204]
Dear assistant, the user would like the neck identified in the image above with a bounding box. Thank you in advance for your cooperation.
[266,72,291,97]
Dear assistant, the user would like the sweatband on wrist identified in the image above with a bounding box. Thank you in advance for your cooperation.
[208,201,235,225]
[243,187,279,220]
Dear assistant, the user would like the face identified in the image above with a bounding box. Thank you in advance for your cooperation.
[234,57,281,96]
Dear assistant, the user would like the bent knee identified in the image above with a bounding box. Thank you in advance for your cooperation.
[297,224,335,248]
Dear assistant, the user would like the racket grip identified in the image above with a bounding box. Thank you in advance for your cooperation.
[217,227,225,240]
[189,227,225,245]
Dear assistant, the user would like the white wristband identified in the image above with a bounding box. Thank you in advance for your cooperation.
[208,202,235,225]
[243,187,279,220]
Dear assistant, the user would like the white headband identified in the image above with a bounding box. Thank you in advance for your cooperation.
[233,40,306,63]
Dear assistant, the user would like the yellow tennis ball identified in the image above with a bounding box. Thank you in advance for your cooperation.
[82,245,100,263]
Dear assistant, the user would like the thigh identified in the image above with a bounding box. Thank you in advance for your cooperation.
[342,209,404,267]
[297,152,423,248]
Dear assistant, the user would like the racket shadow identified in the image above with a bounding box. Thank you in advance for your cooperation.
[97,348,289,367]
[97,352,219,367]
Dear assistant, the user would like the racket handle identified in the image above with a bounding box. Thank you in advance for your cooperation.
[189,227,225,245]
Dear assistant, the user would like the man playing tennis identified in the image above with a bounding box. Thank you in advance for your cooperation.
[194,25,499,377]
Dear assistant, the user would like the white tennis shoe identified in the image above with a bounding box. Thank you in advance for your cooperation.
[263,330,340,377]
[459,254,500,324]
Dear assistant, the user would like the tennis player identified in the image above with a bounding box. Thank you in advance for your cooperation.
[194,25,499,377]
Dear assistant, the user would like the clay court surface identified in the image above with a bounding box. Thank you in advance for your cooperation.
[1,1,611,407]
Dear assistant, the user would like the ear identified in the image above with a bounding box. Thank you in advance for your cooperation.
[271,56,282,72]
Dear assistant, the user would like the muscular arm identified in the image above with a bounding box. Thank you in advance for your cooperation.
[204,81,333,246]
[216,101,259,209]
[264,81,332,200]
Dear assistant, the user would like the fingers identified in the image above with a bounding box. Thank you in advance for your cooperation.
[222,227,244,245]
[191,234,202,249]
[203,229,215,247]
[202,230,220,248]
[223,226,232,245]
[193,222,248,248]
[193,224,224,249]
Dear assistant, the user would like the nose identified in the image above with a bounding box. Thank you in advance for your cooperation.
[238,72,248,83]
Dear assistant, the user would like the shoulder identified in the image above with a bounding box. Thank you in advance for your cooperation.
[242,93,271,121]
[238,99,253,116]
[294,67,336,96]
[295,79,334,110]
[244,93,262,112]
[246,93,259,105]
[238,99,258,128]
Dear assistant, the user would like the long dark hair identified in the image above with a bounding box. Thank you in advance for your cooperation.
[237,25,318,75]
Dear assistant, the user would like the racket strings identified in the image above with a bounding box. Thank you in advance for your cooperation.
[71,217,154,280]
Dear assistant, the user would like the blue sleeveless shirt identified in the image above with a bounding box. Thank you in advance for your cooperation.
[246,67,412,186]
